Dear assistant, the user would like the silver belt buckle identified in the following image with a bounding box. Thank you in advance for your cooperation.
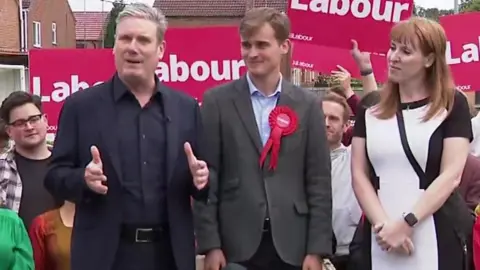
[135,228,153,243]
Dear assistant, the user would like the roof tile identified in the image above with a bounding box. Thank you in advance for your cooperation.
[74,11,109,41]
[153,0,287,17]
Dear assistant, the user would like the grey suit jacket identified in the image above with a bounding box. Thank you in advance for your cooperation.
[193,76,332,266]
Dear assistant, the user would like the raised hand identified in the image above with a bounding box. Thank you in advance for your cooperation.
[184,142,209,190]
[351,39,372,71]
[331,64,352,91]
[84,145,108,194]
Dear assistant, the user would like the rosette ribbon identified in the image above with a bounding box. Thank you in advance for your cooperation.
[259,105,298,170]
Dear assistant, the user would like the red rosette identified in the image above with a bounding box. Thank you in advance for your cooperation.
[259,106,298,170]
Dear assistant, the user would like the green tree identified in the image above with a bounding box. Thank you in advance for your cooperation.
[414,6,454,21]
[103,0,126,48]
[461,0,480,12]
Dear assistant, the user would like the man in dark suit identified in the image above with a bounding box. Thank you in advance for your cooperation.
[194,7,332,270]
[44,3,209,270]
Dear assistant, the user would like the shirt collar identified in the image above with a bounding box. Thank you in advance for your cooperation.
[330,144,347,160]
[246,73,282,97]
[113,73,163,102]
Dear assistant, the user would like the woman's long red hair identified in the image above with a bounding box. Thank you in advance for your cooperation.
[375,17,455,121]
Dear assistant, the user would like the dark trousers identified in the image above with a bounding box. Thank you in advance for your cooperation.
[112,233,176,270]
[331,255,350,270]
[238,221,301,270]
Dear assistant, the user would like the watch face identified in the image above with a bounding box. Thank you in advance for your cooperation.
[404,213,417,226]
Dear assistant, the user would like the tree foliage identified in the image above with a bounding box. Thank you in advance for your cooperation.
[103,0,126,48]
[461,0,480,12]
[413,5,454,21]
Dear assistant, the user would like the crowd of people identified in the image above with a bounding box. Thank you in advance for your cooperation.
[0,2,479,270]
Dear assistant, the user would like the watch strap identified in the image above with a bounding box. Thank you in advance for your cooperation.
[360,69,373,76]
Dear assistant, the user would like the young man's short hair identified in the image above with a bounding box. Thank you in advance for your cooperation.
[0,92,42,123]
[239,7,291,42]
[321,93,351,122]
[326,86,348,99]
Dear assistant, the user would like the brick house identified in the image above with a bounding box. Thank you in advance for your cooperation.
[74,11,109,49]
[0,0,25,65]
[22,0,76,50]
[0,0,76,97]
[0,0,76,62]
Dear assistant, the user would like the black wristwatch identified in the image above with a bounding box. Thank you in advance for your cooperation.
[360,68,373,76]
[402,212,418,227]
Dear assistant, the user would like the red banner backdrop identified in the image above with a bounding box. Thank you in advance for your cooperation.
[440,12,480,92]
[291,41,388,82]
[287,0,414,53]
[29,26,247,134]
[30,19,479,137]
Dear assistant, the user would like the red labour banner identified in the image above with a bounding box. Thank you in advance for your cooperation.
[440,12,480,92]
[29,26,247,136]
[291,41,388,82]
[287,0,414,53]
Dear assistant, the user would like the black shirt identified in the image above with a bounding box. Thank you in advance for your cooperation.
[113,76,168,225]
[15,152,56,228]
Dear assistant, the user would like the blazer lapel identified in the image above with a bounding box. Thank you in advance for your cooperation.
[98,78,123,183]
[160,86,179,184]
[277,80,298,108]
[232,76,263,154]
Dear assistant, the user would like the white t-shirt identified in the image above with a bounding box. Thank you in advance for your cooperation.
[331,145,362,256]
[470,112,480,157]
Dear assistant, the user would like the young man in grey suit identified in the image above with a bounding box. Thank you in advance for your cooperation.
[194,7,332,270]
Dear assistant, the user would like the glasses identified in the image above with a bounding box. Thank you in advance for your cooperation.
[9,114,43,128]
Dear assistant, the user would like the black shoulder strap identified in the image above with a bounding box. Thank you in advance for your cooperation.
[395,111,427,181]
[396,111,472,269]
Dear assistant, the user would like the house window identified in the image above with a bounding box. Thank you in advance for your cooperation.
[33,21,41,47]
[76,42,86,49]
[52,22,57,45]
[21,10,28,51]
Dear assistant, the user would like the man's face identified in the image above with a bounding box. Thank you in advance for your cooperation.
[241,23,289,77]
[114,17,165,84]
[6,103,47,149]
[322,101,348,146]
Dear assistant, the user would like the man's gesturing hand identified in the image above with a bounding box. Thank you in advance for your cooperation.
[84,145,108,194]
[184,142,209,190]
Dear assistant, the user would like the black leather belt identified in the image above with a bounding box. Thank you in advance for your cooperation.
[262,218,271,232]
[120,224,168,243]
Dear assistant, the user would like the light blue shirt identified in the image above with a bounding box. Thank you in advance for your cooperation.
[246,73,282,145]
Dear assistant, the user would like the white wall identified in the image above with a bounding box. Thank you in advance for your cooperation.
[0,66,26,102]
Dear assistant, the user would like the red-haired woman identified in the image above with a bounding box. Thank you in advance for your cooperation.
[351,17,474,269]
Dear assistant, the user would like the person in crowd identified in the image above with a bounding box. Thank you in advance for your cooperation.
[194,7,332,270]
[471,113,480,155]
[0,119,12,153]
[0,91,56,228]
[458,154,480,210]
[0,198,34,270]
[351,17,474,270]
[327,41,378,146]
[321,94,361,270]
[29,200,75,270]
[469,99,480,156]
[44,3,209,270]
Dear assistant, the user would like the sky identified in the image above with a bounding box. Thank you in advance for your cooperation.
[68,0,457,12]
[68,0,155,12]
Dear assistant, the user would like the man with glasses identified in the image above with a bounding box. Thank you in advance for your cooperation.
[0,91,56,228]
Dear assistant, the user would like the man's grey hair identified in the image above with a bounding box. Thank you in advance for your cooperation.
[116,3,168,41]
